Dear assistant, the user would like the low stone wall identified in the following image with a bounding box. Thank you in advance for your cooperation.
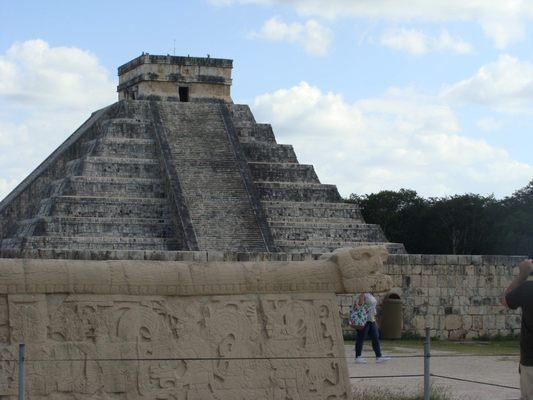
[338,254,524,339]
[1,248,524,341]
[0,247,392,399]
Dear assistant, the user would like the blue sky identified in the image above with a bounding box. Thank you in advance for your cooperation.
[1,0,532,199]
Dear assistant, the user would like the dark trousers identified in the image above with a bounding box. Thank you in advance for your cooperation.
[355,321,382,358]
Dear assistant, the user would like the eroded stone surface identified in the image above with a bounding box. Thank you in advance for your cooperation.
[0,247,392,296]
[0,246,391,399]
[1,293,348,399]
[338,254,524,339]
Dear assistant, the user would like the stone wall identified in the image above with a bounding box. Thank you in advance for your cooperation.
[0,247,391,399]
[339,254,524,339]
[117,54,233,102]
[1,245,524,341]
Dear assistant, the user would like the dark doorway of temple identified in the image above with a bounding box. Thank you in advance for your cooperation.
[179,87,189,102]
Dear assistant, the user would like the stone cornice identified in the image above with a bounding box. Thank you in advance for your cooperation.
[118,54,233,76]
[0,246,391,296]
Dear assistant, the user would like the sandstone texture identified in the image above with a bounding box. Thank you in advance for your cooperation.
[117,54,233,102]
[338,254,524,339]
[0,247,391,399]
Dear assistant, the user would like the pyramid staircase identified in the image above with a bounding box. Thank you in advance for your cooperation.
[148,101,272,252]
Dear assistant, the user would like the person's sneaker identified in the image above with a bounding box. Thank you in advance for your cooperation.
[376,356,391,363]
[355,357,367,364]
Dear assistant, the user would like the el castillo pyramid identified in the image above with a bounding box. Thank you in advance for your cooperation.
[0,54,404,259]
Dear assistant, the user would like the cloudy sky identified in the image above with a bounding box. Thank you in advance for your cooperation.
[1,1,532,200]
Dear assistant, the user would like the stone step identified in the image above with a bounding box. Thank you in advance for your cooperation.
[66,157,161,179]
[1,236,179,251]
[267,216,364,224]
[256,182,342,202]
[177,177,249,192]
[195,237,266,252]
[268,220,375,228]
[99,118,153,139]
[269,222,387,242]
[0,248,189,261]
[82,137,157,158]
[248,162,319,183]
[231,104,256,127]
[172,159,243,168]
[241,143,298,163]
[231,106,277,142]
[50,176,166,198]
[274,239,405,254]
[129,101,270,251]
[38,196,171,219]
[17,216,176,238]
[155,101,269,252]
[186,208,261,229]
[262,201,363,220]
[235,124,276,144]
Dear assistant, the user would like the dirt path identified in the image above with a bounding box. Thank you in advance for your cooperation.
[346,344,521,400]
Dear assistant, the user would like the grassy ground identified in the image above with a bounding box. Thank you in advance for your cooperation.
[352,386,455,400]
[345,338,520,356]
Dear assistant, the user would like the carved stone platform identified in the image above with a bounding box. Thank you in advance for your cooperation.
[0,246,391,399]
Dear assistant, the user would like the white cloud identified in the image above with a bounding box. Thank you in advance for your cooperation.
[252,82,533,197]
[435,30,473,54]
[380,29,428,55]
[481,16,526,49]
[380,29,472,55]
[0,39,116,201]
[250,17,332,56]
[0,39,115,109]
[214,0,533,48]
[476,117,502,132]
[440,54,533,114]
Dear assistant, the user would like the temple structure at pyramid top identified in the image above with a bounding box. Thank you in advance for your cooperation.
[0,54,405,260]
[117,54,234,102]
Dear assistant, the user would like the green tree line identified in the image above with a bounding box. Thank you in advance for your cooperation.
[347,180,533,255]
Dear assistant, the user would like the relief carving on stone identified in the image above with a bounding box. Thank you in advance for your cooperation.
[0,246,391,399]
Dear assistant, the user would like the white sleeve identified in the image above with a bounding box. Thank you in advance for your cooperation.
[366,293,377,305]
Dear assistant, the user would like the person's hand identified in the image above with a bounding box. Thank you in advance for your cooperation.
[519,259,533,278]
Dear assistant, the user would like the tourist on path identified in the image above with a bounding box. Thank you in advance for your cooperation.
[353,292,390,364]
[503,258,533,399]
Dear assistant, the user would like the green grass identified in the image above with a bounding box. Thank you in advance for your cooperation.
[345,338,520,356]
[352,386,455,400]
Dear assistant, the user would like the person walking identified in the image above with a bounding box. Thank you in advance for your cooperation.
[503,259,533,399]
[354,292,391,364]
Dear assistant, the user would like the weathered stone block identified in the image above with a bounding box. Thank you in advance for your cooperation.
[413,315,427,331]
[462,315,473,330]
[445,315,462,330]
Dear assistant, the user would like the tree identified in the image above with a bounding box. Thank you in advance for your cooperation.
[492,180,533,256]
[348,189,429,253]
[423,194,498,254]
[347,189,514,255]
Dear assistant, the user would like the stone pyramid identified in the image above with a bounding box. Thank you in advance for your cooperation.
[0,54,404,259]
